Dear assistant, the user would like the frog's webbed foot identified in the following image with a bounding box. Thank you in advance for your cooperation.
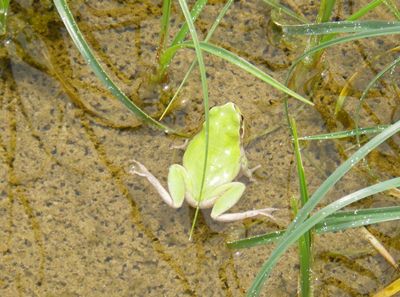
[239,148,261,182]
[130,160,151,177]
[130,160,186,209]
[213,207,277,222]
[247,165,261,182]
[239,164,261,182]
[170,139,189,150]
[130,160,177,208]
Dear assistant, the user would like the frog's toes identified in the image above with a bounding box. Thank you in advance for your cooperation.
[250,164,261,174]
[257,207,278,219]
[129,160,150,177]
[170,139,189,150]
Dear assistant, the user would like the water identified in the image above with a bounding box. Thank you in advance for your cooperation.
[0,0,399,296]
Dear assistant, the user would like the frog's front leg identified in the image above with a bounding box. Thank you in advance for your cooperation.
[208,182,276,222]
[130,160,187,208]
[239,148,261,181]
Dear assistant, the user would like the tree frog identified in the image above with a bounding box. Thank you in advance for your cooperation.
[130,102,276,222]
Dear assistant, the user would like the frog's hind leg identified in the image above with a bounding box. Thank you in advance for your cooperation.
[209,182,276,222]
[167,164,189,208]
[130,160,187,209]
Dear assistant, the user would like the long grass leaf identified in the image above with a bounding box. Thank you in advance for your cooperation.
[287,25,400,78]
[347,0,385,21]
[352,55,400,144]
[298,125,389,140]
[282,21,400,35]
[171,0,208,46]
[290,118,312,297]
[228,206,400,249]
[316,206,400,233]
[159,0,172,57]
[0,0,10,35]
[158,0,208,77]
[373,276,400,297]
[160,0,234,120]
[161,41,313,105]
[53,0,180,134]
[177,0,210,240]
[335,46,400,115]
[248,177,400,296]
[248,120,400,296]
[384,0,400,20]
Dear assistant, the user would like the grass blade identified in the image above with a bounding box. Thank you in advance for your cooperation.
[347,0,385,21]
[384,0,400,20]
[290,118,312,297]
[228,206,400,249]
[282,21,400,35]
[248,177,400,296]
[316,206,400,233]
[160,0,234,120]
[352,54,400,144]
[171,0,208,46]
[176,0,210,240]
[287,25,400,78]
[159,0,172,58]
[53,0,180,134]
[158,0,208,78]
[298,125,389,140]
[0,0,10,35]
[248,119,400,296]
[302,0,336,66]
[161,41,313,106]
[372,276,400,296]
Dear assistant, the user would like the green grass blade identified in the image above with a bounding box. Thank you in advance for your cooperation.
[227,230,285,249]
[176,0,210,240]
[287,25,400,80]
[247,119,400,296]
[298,125,389,140]
[158,0,208,78]
[302,0,336,66]
[297,0,386,65]
[384,0,400,20]
[53,0,180,134]
[0,0,10,35]
[290,118,312,297]
[316,0,336,23]
[316,206,400,233]
[171,0,208,46]
[347,0,385,21]
[261,0,309,24]
[248,177,400,296]
[291,118,309,206]
[228,206,400,249]
[282,20,400,35]
[159,0,234,120]
[161,41,313,106]
[159,0,172,57]
[352,55,400,144]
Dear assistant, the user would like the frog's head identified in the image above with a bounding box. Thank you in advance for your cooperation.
[208,102,243,136]
[210,102,242,122]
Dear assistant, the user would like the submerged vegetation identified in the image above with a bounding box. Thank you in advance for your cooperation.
[1,0,399,296]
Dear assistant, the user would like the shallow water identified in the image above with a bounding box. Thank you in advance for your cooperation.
[0,0,399,296]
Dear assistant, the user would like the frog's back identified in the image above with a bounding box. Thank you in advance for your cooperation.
[183,103,242,193]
